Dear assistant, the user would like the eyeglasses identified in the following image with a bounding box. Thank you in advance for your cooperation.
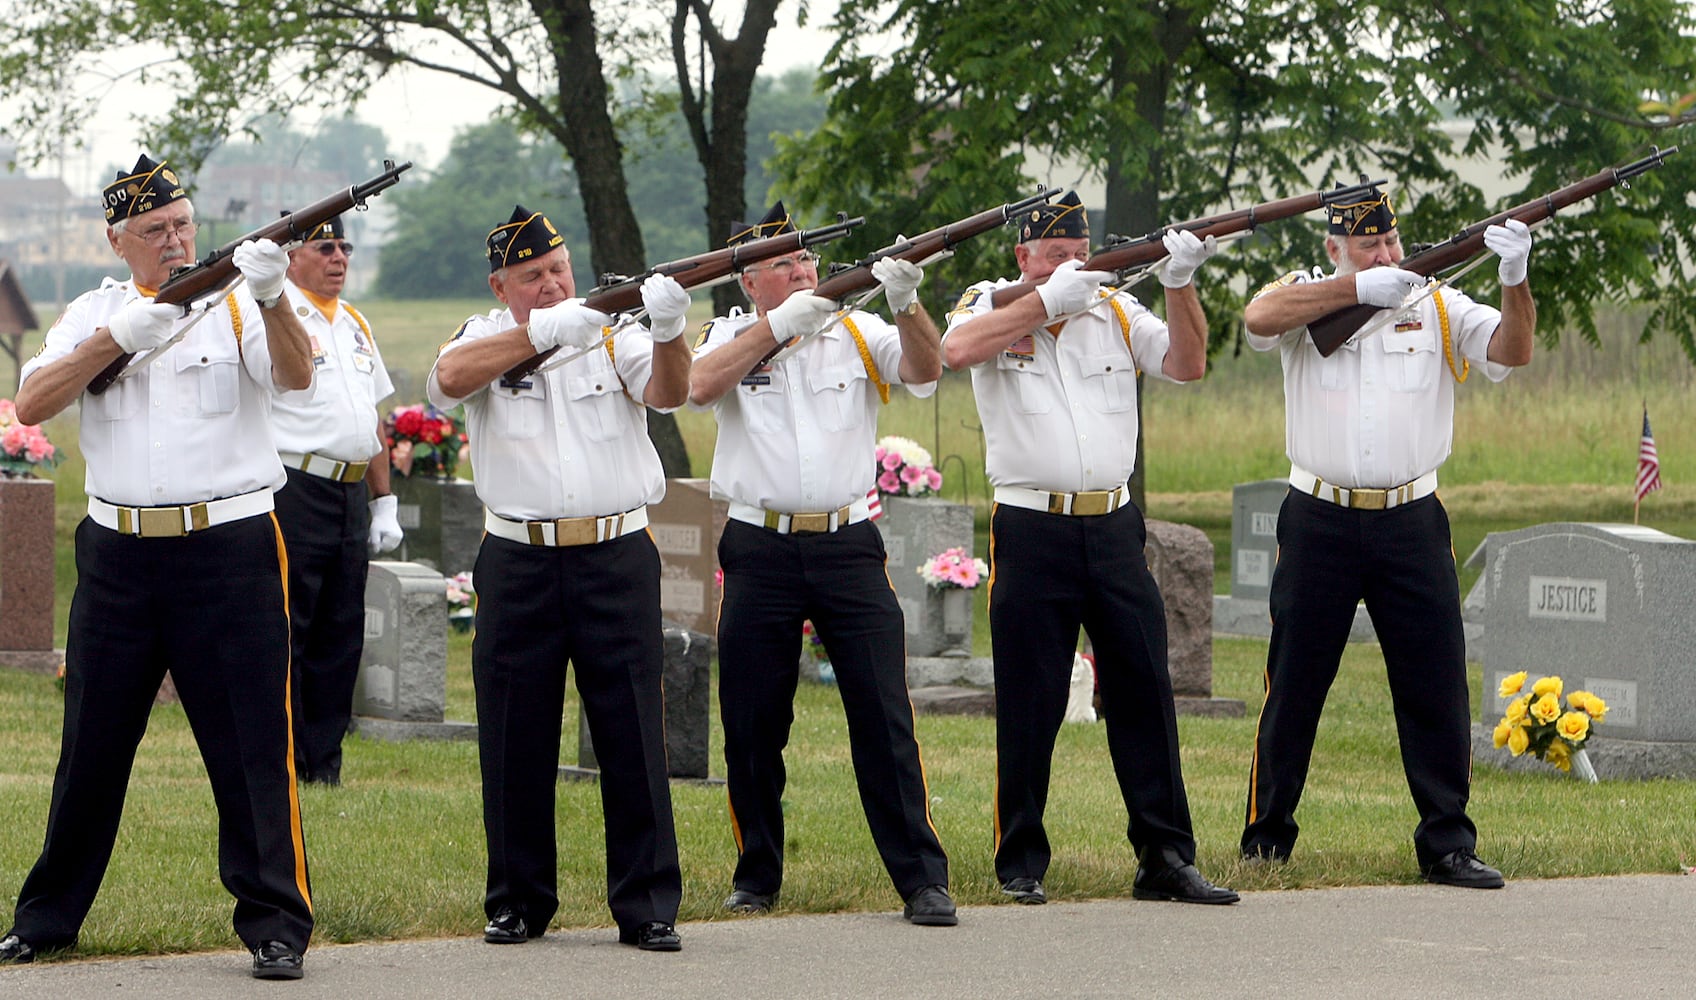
[310,241,355,257]
[131,219,197,247]
[745,251,820,275]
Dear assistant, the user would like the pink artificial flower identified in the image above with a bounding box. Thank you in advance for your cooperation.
[900,463,925,484]
[881,452,902,471]
[878,470,901,493]
[1,424,28,458]
[925,468,942,490]
[0,399,15,421]
[25,435,54,463]
[873,446,887,463]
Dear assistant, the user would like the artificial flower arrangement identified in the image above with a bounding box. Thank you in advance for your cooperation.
[0,399,62,479]
[874,435,942,498]
[386,403,467,479]
[1492,671,1607,776]
[445,571,475,633]
[918,547,988,590]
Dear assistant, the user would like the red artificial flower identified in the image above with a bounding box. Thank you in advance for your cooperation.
[394,410,424,436]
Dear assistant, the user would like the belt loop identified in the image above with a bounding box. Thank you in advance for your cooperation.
[527,521,546,545]
[117,507,134,535]
[188,502,210,532]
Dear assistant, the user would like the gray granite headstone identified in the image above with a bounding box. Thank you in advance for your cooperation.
[877,495,975,657]
[1481,523,1696,745]
[1145,519,1243,717]
[390,475,483,577]
[575,621,714,781]
[351,561,475,742]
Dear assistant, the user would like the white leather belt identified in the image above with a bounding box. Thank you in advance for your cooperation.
[993,484,1131,517]
[280,451,370,483]
[89,489,275,538]
[483,506,649,547]
[1290,466,1438,511]
[727,495,874,534]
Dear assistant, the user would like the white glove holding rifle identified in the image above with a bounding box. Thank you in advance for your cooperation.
[1353,267,1424,309]
[1483,218,1532,286]
[233,238,289,306]
[1036,260,1114,318]
[1158,229,1218,289]
[764,292,836,346]
[527,298,613,352]
[107,299,180,353]
[872,256,924,313]
[641,273,692,343]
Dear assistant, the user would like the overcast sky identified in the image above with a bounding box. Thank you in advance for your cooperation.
[28,12,839,194]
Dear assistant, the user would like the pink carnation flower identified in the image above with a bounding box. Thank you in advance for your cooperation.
[878,470,902,493]
[1,424,28,458]
[900,463,925,484]
[924,468,942,490]
[881,452,902,471]
[25,435,54,463]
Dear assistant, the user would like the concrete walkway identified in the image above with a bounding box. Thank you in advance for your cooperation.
[1,875,1689,999]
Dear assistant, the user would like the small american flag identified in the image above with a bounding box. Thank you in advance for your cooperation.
[1636,407,1663,504]
[866,486,884,522]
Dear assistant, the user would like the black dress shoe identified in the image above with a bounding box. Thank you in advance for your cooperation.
[251,940,304,980]
[723,888,776,914]
[1133,846,1240,905]
[902,884,958,926]
[483,907,531,944]
[999,877,1047,905]
[0,934,35,964]
[619,920,682,952]
[1422,849,1505,889]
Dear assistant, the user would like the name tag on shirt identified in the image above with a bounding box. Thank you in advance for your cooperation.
[499,375,535,391]
[740,374,772,387]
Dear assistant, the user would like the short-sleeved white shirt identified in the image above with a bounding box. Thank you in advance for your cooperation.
[692,307,937,512]
[1244,268,1510,488]
[943,280,1178,492]
[427,307,667,521]
[269,279,394,463]
[22,277,295,506]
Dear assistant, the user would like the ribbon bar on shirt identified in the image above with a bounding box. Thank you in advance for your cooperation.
[483,506,649,547]
[280,451,370,483]
[1290,466,1438,511]
[993,483,1131,517]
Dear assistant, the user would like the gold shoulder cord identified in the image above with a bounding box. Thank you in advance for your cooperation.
[226,293,244,357]
[1107,296,1143,376]
[1434,288,1469,383]
[842,315,890,404]
[344,302,375,344]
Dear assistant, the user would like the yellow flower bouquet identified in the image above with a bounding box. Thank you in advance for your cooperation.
[1491,672,1607,782]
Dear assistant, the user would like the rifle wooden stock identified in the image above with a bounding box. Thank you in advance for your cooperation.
[499,215,865,384]
[745,188,1060,374]
[988,183,1380,308]
[87,159,414,395]
[1307,147,1679,357]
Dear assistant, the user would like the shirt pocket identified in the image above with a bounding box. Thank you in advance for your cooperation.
[175,351,240,416]
[806,364,868,432]
[565,371,631,442]
[737,377,789,435]
[1318,334,1359,391]
[1380,325,1439,393]
[84,373,144,421]
[994,350,1052,414]
[1078,351,1137,413]
[496,379,548,440]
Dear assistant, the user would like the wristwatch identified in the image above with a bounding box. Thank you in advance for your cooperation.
[258,292,282,309]
[894,298,922,317]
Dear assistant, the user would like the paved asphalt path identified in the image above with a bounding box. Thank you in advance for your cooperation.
[1,875,1689,998]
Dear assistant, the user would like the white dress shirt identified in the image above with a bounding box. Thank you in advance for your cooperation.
[23,277,296,506]
[427,307,669,521]
[269,279,394,462]
[1245,268,1511,488]
[944,280,1178,492]
[692,306,937,512]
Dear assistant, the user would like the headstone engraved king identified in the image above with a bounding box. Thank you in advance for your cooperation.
[1480,523,1696,777]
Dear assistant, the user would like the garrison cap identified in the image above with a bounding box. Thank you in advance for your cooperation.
[1018,190,1089,243]
[486,204,565,272]
[103,154,188,223]
[728,201,795,247]
[1328,184,1397,236]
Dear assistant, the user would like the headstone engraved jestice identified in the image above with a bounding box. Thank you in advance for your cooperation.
[352,560,475,742]
[1477,523,1696,779]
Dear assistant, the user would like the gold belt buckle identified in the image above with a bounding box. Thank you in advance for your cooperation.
[1349,487,1389,511]
[338,461,369,483]
[789,512,831,533]
[1070,490,1112,517]
[137,506,187,537]
[554,516,598,546]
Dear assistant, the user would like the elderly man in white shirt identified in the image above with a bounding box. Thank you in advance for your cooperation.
[943,190,1237,909]
[428,205,690,953]
[1239,185,1534,889]
[2,153,316,980]
[688,202,956,927]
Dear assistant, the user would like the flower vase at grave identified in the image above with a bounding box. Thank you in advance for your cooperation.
[1571,748,1598,783]
[939,587,972,655]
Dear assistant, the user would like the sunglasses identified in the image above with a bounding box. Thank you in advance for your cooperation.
[310,241,355,257]
[744,251,819,275]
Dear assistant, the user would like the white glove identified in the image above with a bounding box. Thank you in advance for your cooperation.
[527,298,612,352]
[108,299,180,353]
[764,292,837,346]
[1353,267,1424,308]
[1483,218,1532,286]
[1158,229,1218,289]
[232,238,289,305]
[1035,260,1115,318]
[368,494,403,555]
[871,256,924,313]
[640,273,691,343]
